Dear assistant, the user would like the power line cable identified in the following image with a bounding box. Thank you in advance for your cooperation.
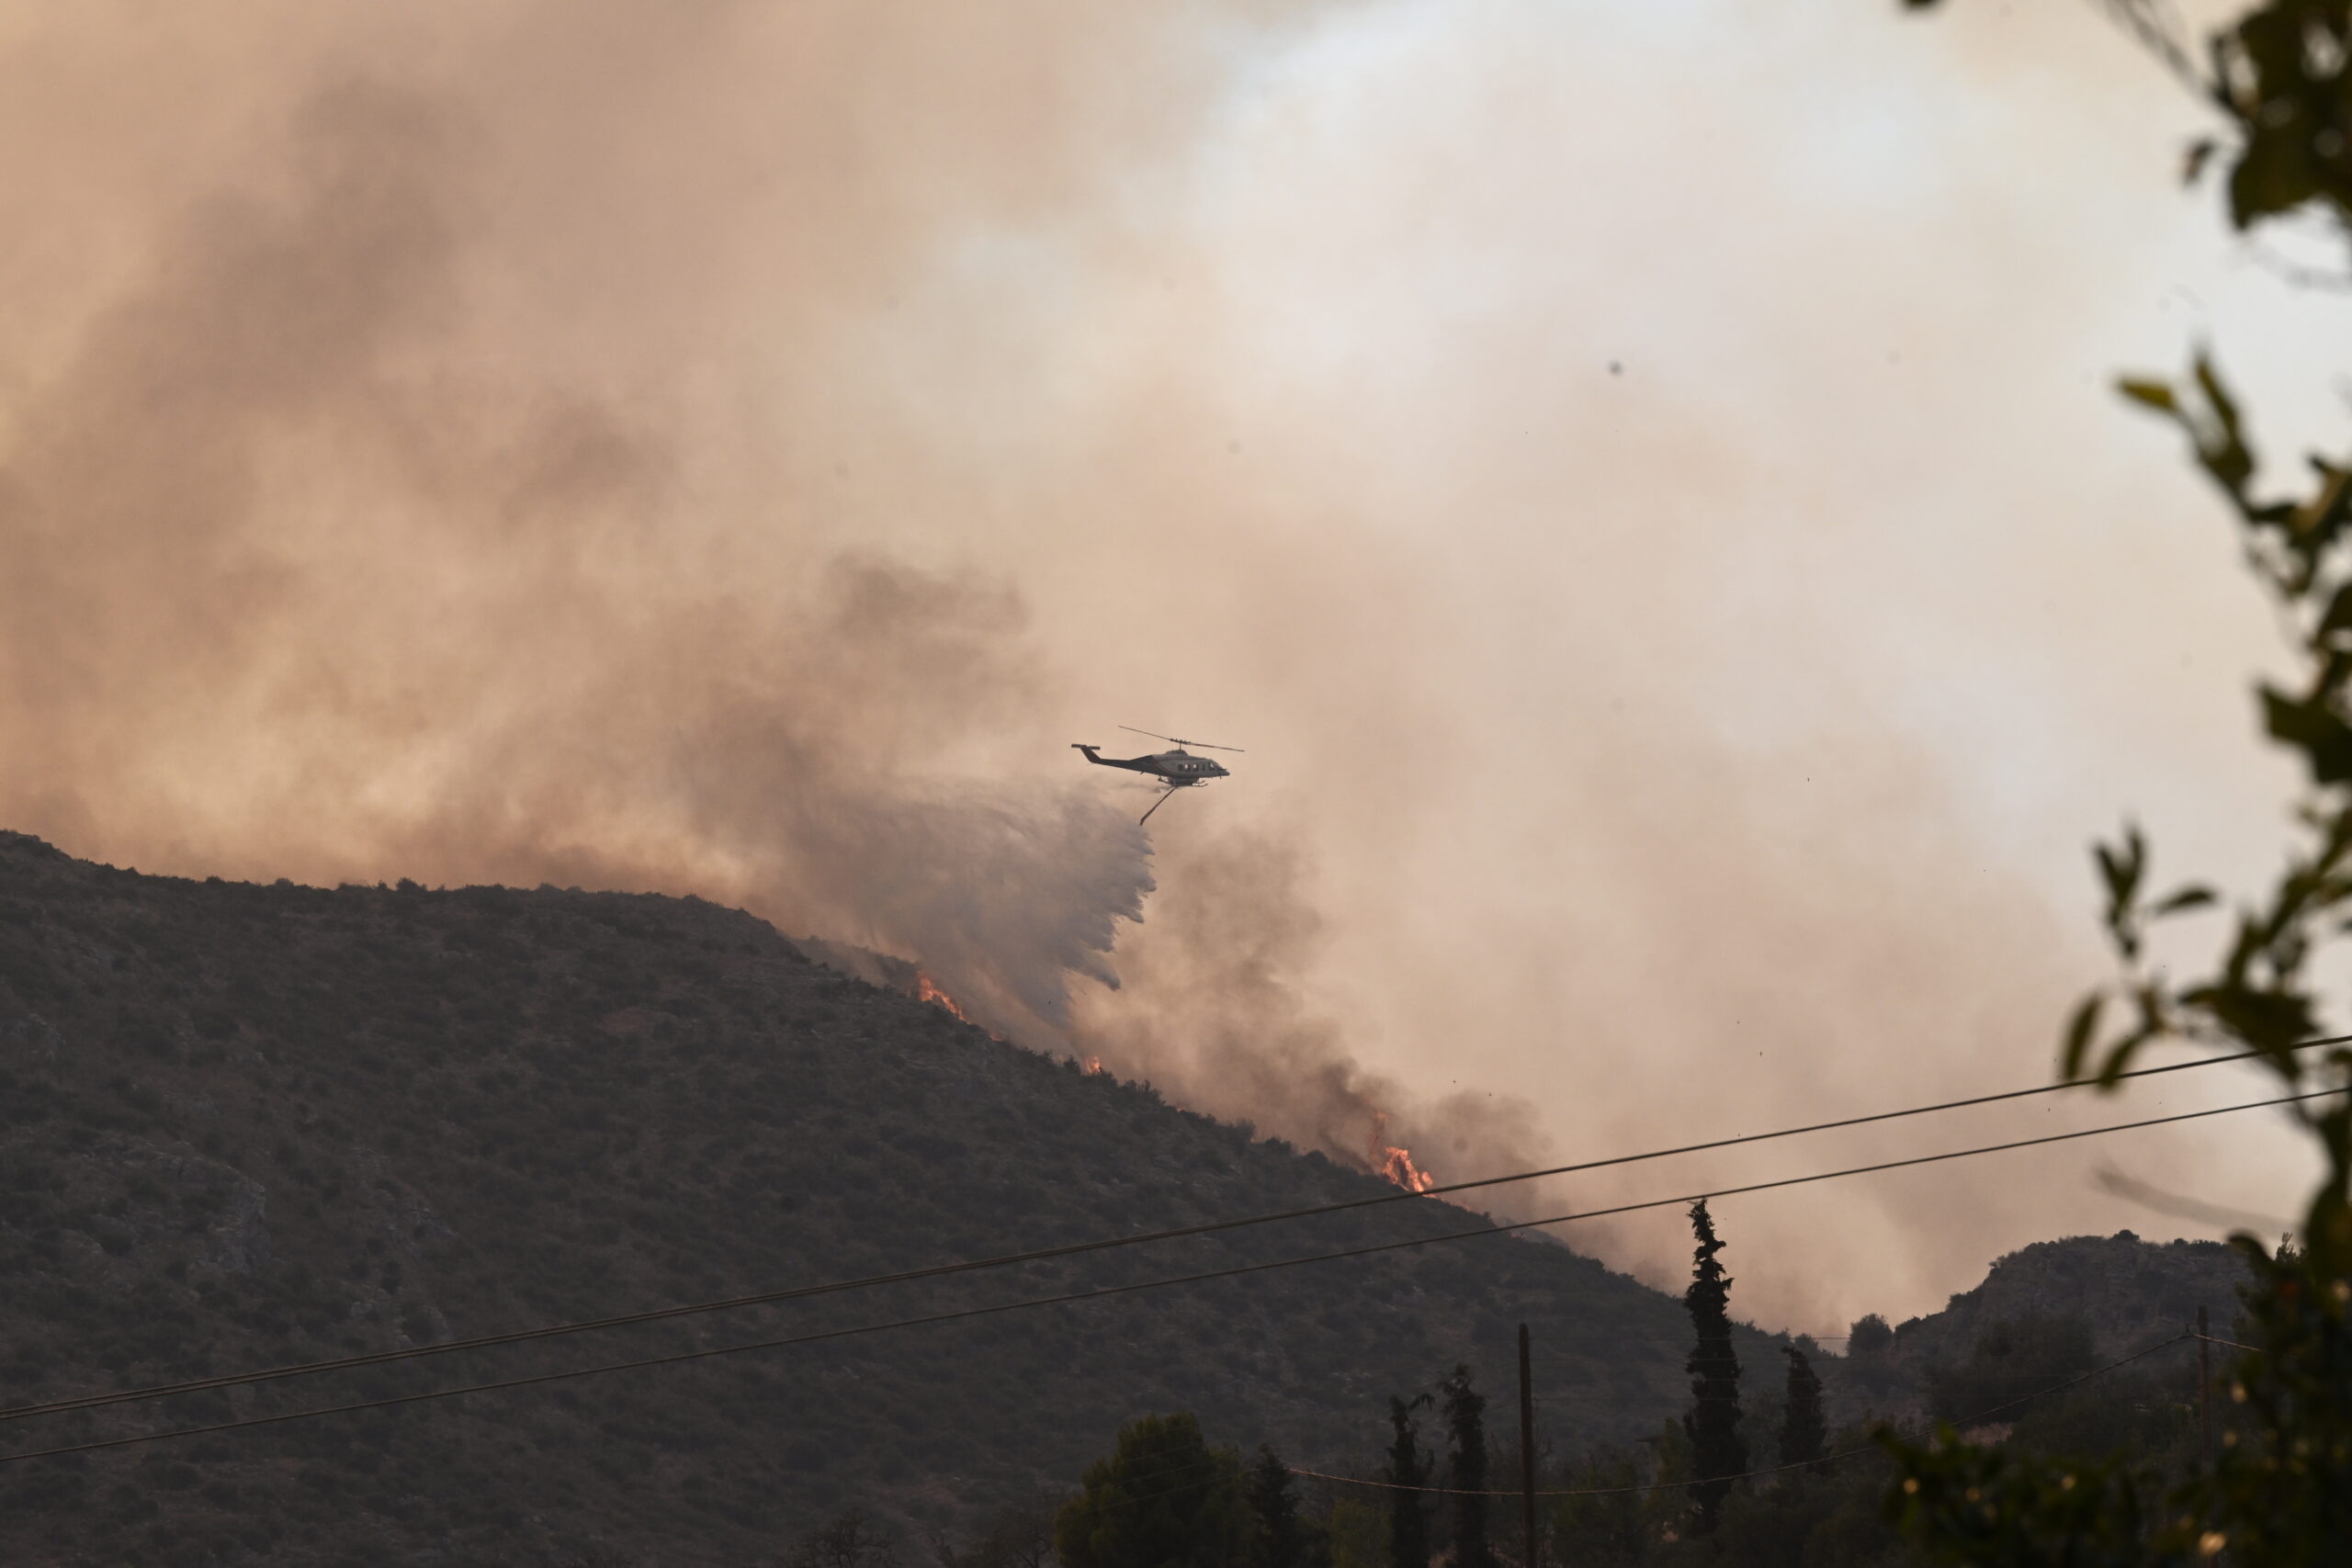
[5,1035,2332,1429]
[0,1085,2332,1465]
[2196,1331,2261,1355]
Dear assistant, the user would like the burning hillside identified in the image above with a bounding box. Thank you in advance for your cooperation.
[0,832,1742,1563]
[789,926,1471,1199]
[913,970,977,1025]
[1373,1114,1439,1194]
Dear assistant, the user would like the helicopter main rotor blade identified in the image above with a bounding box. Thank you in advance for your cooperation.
[1116,724,1243,752]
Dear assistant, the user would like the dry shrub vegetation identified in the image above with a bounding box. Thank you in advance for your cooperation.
[0,830,1742,1567]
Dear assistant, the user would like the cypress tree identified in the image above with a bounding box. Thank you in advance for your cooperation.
[1248,1445,1305,1568]
[1385,1393,1431,1568]
[1679,1198,1747,1533]
[1779,1343,1826,1468]
[1440,1365,1498,1568]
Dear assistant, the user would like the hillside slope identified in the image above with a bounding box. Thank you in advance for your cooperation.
[1827,1232,2254,1421]
[0,832,1757,1566]
[1901,1231,2249,1361]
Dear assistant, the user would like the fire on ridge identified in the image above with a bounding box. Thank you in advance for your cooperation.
[912,966,1438,1193]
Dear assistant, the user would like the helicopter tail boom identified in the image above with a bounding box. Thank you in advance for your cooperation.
[1072,744,1152,773]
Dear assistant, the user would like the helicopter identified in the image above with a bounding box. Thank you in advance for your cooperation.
[1072,726,1244,824]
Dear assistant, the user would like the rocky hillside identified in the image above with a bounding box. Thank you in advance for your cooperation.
[0,832,1769,1567]
[1903,1232,2248,1359]
[1828,1232,2253,1421]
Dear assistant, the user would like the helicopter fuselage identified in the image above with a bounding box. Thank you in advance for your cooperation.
[1070,744,1228,784]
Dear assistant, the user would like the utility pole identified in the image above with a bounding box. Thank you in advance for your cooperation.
[1518,1322,1538,1568]
[2198,1304,2213,1472]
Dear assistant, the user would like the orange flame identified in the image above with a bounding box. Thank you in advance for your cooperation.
[1080,1054,1104,1075]
[1368,1111,1437,1193]
[1379,1145,1437,1193]
[912,971,972,1024]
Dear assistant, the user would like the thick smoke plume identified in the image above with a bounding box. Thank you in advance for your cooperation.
[0,3,1518,1192]
[0,76,1147,1040]
[0,0,2332,1326]
[1068,825,1553,1200]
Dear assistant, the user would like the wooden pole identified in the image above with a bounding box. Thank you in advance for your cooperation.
[1519,1322,1538,1568]
[2198,1304,2213,1472]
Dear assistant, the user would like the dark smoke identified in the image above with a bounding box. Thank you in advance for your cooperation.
[0,49,1516,1184]
[0,80,1155,1032]
[1069,826,1553,1195]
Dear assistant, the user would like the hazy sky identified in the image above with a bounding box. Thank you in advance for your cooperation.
[2,0,2345,1333]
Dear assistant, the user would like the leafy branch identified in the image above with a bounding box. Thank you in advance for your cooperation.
[1890,6,2352,1562]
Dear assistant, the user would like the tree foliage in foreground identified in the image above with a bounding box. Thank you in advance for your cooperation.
[1441,1365,1498,1568]
[1680,1199,1747,1535]
[1779,1343,1826,1469]
[1384,1395,1431,1568]
[1246,1445,1312,1568]
[1891,3,2352,1563]
[1054,1413,1247,1568]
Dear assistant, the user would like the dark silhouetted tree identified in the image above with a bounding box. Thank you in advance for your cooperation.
[1248,1445,1309,1568]
[1441,1365,1498,1568]
[1779,1344,1826,1468]
[1546,1450,1647,1568]
[933,1491,1057,1568]
[1056,1413,1246,1568]
[1679,1198,1747,1533]
[1845,1314,1892,1358]
[788,1509,901,1568]
[1922,1313,2095,1427]
[1386,1393,1432,1568]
